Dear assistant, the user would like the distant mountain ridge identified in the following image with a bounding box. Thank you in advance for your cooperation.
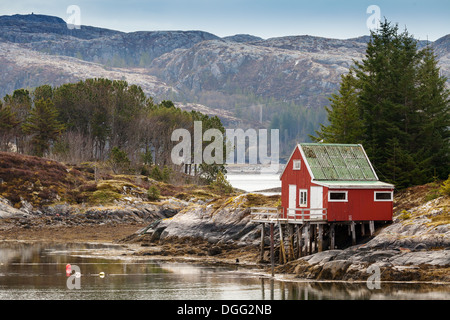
[1,13,449,138]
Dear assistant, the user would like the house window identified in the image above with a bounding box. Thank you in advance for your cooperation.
[374,191,393,201]
[299,189,307,207]
[293,160,301,170]
[328,191,348,202]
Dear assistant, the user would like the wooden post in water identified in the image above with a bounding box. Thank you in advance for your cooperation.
[278,222,287,264]
[288,225,295,261]
[318,224,323,252]
[305,222,312,255]
[369,220,375,236]
[330,223,335,250]
[270,223,274,276]
[296,225,303,258]
[351,221,356,245]
[260,223,265,261]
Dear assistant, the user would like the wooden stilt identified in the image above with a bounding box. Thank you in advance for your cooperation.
[330,223,335,250]
[318,224,323,252]
[351,221,356,245]
[361,222,365,236]
[288,225,295,261]
[303,224,307,255]
[309,223,313,254]
[270,223,274,276]
[278,222,287,264]
[296,225,303,258]
[260,223,265,261]
[369,220,375,236]
[313,225,317,253]
[261,278,265,300]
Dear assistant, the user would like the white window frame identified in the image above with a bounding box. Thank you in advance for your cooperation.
[299,189,307,207]
[293,159,301,170]
[374,191,393,202]
[328,191,348,202]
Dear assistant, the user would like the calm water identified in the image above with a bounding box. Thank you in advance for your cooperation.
[226,173,281,193]
[0,242,449,300]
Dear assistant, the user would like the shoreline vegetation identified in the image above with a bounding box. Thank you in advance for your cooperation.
[0,152,449,284]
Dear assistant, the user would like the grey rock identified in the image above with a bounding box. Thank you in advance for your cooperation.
[0,197,28,218]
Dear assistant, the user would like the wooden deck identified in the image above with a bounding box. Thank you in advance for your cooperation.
[250,207,328,224]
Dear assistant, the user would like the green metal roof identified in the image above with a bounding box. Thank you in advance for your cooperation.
[313,180,394,189]
[299,143,378,181]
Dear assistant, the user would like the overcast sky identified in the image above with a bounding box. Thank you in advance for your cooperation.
[1,0,449,40]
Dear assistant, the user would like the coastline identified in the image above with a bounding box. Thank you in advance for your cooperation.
[1,200,448,285]
[0,178,449,284]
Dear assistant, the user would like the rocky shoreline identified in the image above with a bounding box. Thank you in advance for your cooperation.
[0,191,449,283]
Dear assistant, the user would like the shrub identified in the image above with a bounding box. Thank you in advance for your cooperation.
[210,171,233,195]
[110,146,130,173]
[147,185,160,201]
[439,175,450,196]
[397,210,411,220]
[161,165,171,183]
[150,165,163,181]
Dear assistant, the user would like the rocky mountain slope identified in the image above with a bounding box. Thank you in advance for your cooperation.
[148,38,363,108]
[1,13,449,113]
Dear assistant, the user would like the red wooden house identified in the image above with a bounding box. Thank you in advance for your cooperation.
[280,143,394,223]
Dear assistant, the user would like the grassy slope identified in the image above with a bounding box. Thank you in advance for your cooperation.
[0,152,229,210]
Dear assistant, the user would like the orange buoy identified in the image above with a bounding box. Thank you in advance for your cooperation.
[66,264,72,277]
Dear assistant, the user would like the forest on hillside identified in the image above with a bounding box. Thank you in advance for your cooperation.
[0,78,227,184]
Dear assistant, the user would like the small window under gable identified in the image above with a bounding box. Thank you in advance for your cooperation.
[374,191,393,201]
[293,159,301,170]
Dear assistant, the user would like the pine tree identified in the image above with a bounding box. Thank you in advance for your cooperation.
[354,20,422,173]
[3,89,32,153]
[311,72,363,143]
[22,98,65,157]
[314,20,449,187]
[0,101,19,151]
[414,46,450,180]
[316,20,450,188]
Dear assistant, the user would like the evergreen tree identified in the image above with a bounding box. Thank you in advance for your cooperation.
[22,99,65,157]
[3,89,32,153]
[314,20,449,188]
[311,72,363,143]
[354,20,422,177]
[0,101,19,151]
[109,146,130,174]
[414,46,450,179]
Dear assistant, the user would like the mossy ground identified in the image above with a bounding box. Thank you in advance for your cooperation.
[0,151,251,210]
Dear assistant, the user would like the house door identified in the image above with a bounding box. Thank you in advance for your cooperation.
[310,186,323,219]
[288,185,297,217]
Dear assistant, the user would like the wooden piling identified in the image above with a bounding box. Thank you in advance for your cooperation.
[288,225,295,261]
[318,224,323,252]
[330,223,335,250]
[305,222,311,256]
[260,223,265,261]
[361,222,365,236]
[278,222,287,264]
[351,221,356,245]
[270,223,274,276]
[296,225,303,258]
[369,220,375,236]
